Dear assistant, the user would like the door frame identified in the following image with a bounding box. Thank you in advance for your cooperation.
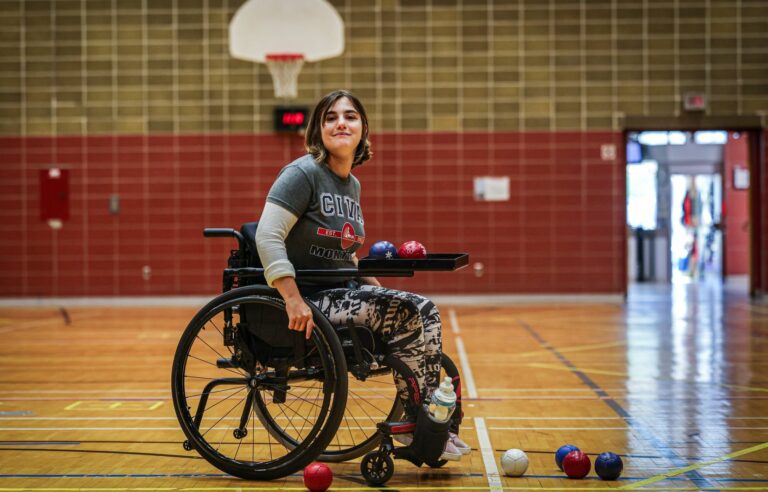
[622,116,764,297]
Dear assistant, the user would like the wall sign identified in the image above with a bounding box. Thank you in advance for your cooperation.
[733,166,749,190]
[473,176,510,201]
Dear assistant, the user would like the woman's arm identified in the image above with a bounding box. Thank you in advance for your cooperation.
[255,202,315,339]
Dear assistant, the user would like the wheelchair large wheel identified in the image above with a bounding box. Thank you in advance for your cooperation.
[171,287,348,480]
[319,352,462,462]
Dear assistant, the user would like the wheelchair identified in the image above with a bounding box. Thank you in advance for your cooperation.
[171,222,468,484]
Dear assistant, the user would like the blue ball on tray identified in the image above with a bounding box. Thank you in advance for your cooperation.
[369,240,398,259]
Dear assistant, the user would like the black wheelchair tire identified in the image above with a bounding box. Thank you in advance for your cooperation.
[171,286,348,480]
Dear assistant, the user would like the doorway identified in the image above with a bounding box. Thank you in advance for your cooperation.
[626,130,750,288]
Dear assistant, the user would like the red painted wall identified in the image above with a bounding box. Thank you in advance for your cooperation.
[723,132,750,275]
[0,131,626,297]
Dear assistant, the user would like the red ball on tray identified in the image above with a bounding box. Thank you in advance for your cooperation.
[397,240,427,259]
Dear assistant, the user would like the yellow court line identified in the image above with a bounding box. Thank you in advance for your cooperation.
[528,364,768,393]
[512,340,626,358]
[723,383,768,393]
[63,401,81,410]
[618,441,768,489]
[527,362,627,377]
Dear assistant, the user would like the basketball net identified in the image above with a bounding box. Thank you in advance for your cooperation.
[265,53,304,99]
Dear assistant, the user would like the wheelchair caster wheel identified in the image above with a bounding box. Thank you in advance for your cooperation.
[361,451,394,486]
[182,440,192,451]
[233,428,247,439]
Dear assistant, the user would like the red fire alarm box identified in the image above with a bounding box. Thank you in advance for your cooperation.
[40,168,70,227]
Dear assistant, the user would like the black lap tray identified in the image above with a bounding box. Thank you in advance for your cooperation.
[358,253,468,272]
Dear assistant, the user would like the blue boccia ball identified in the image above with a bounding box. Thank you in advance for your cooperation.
[595,452,623,480]
[555,444,580,471]
[369,240,398,259]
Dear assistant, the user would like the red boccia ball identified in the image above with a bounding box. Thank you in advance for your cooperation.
[303,462,333,492]
[562,450,591,479]
[398,240,427,258]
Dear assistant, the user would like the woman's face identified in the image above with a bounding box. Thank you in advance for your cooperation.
[321,97,363,160]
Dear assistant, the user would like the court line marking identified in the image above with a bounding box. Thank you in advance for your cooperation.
[484,416,768,420]
[449,309,478,399]
[0,427,182,431]
[527,363,768,394]
[487,426,768,430]
[8,415,767,421]
[618,441,768,489]
[454,337,477,399]
[511,340,627,358]
[0,312,102,335]
[473,417,503,492]
[0,426,433,432]
[527,362,627,377]
[448,308,460,335]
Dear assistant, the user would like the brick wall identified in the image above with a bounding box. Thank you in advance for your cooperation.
[0,130,626,296]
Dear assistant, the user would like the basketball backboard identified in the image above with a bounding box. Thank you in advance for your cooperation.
[229,0,344,63]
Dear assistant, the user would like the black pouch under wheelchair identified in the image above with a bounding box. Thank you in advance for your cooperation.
[394,404,451,466]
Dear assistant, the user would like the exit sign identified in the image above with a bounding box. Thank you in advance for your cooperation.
[683,92,707,111]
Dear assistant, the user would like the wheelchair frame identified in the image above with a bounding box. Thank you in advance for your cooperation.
[171,225,465,484]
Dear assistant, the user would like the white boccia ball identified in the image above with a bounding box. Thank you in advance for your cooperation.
[500,448,529,477]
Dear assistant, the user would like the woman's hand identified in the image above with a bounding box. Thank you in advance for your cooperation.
[284,296,315,339]
[273,277,315,339]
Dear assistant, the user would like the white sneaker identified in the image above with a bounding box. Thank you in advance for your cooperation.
[440,439,463,461]
[393,432,463,461]
[449,432,471,455]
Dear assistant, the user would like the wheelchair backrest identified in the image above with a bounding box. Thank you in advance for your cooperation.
[239,221,263,268]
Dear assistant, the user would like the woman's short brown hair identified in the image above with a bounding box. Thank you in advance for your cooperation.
[305,90,372,167]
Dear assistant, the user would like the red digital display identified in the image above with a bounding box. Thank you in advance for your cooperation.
[281,111,305,126]
[274,106,309,132]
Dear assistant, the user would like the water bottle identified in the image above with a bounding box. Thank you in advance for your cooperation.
[429,376,456,422]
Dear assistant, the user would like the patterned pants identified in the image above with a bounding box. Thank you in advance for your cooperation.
[306,285,442,416]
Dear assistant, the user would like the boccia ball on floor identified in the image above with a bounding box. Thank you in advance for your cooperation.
[500,448,528,477]
[398,240,427,258]
[303,462,332,492]
[562,450,591,479]
[369,240,398,259]
[595,452,623,480]
[555,444,579,471]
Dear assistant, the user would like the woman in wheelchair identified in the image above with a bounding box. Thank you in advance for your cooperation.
[256,90,470,461]
[171,90,468,483]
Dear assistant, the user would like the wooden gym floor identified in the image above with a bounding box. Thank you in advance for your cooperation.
[0,281,767,491]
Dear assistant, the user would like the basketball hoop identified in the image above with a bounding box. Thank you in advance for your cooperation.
[265,53,304,99]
